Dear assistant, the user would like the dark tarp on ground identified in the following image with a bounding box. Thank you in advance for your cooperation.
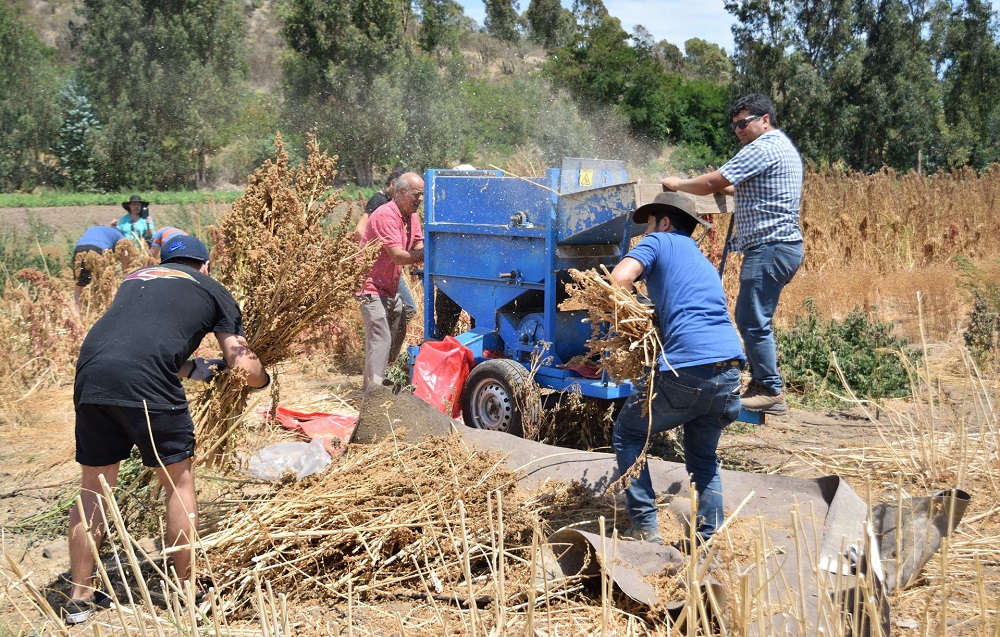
[358,387,969,635]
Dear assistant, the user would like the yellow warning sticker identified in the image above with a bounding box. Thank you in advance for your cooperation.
[579,169,593,187]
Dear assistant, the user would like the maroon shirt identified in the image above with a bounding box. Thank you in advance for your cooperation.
[360,200,423,296]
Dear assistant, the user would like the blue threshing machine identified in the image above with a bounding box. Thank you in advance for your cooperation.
[413,158,762,435]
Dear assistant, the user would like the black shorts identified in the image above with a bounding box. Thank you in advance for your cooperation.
[75,403,195,467]
[73,244,104,287]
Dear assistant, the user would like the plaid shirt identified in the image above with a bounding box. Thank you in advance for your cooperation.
[719,129,804,251]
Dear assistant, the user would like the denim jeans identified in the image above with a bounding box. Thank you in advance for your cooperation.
[398,276,417,322]
[735,241,803,393]
[612,364,742,540]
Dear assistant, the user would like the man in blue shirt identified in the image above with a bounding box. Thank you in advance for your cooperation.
[610,192,744,548]
[73,225,125,309]
[662,93,804,415]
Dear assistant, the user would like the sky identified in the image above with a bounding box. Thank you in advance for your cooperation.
[456,0,737,53]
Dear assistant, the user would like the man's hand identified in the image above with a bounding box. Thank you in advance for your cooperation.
[190,357,227,382]
[661,176,682,192]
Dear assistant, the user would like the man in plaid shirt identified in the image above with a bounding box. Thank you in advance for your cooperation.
[662,93,803,415]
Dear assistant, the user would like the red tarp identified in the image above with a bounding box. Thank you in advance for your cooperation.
[269,407,358,456]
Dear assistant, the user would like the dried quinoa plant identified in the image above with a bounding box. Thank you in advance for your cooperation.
[564,266,664,383]
[0,269,86,398]
[193,133,377,448]
[200,435,535,614]
[76,239,145,320]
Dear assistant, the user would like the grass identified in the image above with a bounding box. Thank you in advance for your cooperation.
[0,185,375,209]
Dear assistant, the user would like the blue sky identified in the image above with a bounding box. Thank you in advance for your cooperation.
[456,0,737,53]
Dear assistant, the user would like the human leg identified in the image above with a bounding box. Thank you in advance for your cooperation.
[385,294,408,366]
[360,295,392,392]
[681,368,741,540]
[735,241,803,393]
[397,275,417,323]
[69,463,121,600]
[613,371,700,533]
[154,458,197,582]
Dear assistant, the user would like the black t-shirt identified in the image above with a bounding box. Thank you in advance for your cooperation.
[364,190,390,215]
[74,263,245,410]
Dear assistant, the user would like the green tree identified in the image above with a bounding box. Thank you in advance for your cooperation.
[485,0,521,43]
[418,0,464,54]
[56,78,102,191]
[280,0,411,184]
[850,0,939,171]
[684,38,733,83]
[281,0,406,79]
[525,0,574,49]
[938,0,1000,169]
[73,0,249,190]
[0,3,63,191]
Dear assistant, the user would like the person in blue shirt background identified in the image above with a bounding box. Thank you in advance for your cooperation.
[115,195,156,250]
[73,225,124,309]
[610,192,744,550]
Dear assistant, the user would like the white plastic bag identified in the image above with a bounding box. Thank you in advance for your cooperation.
[244,438,332,480]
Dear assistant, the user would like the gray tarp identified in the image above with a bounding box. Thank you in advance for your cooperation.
[358,387,969,635]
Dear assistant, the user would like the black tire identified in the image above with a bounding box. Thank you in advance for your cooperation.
[461,359,532,436]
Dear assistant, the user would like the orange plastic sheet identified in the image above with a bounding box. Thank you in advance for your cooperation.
[270,407,358,456]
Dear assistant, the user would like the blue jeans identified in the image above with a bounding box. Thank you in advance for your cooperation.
[735,241,803,393]
[613,364,742,540]
[398,276,417,322]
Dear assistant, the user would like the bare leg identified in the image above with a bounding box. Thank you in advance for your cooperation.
[74,285,84,311]
[69,464,120,601]
[155,458,197,582]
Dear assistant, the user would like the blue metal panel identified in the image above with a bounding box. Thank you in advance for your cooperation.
[557,182,641,245]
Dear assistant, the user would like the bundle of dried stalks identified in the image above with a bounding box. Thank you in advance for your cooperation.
[564,267,663,382]
[0,269,85,398]
[200,435,535,614]
[193,132,377,451]
[76,238,146,320]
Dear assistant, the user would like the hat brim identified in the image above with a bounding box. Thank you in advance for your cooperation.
[122,200,149,211]
[632,202,712,229]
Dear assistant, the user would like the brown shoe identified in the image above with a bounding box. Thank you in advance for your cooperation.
[741,384,788,415]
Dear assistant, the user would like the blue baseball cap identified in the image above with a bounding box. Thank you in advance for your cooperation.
[160,235,210,264]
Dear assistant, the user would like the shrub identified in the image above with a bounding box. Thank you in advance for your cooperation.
[955,256,1000,367]
[776,299,917,403]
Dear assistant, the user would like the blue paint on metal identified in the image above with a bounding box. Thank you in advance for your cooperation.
[416,160,760,422]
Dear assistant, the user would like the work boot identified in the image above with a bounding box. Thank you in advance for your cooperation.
[741,383,787,415]
[620,526,663,544]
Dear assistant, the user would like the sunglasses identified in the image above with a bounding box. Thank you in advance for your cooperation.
[731,114,763,131]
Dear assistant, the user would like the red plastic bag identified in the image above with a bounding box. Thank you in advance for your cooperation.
[271,407,358,456]
[413,336,475,418]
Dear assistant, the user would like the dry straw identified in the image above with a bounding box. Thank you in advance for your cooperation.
[563,266,664,383]
[193,132,377,453]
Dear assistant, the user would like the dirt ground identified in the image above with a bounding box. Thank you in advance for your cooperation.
[0,358,890,613]
[2,204,996,633]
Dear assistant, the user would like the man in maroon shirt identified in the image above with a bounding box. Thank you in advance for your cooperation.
[358,172,425,392]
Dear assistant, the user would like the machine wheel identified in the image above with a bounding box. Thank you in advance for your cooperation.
[461,359,532,436]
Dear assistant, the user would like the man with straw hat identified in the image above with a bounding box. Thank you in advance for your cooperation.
[64,234,270,624]
[610,192,744,550]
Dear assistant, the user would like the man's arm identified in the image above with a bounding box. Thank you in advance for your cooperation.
[352,212,370,242]
[610,257,644,292]
[215,332,269,388]
[662,171,732,196]
[385,241,424,265]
